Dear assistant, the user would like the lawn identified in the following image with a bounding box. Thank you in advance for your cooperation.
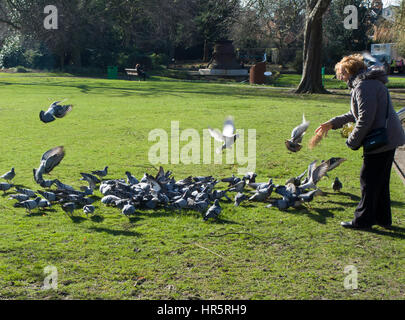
[0,73,404,300]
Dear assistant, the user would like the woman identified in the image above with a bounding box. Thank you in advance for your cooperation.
[315,54,405,230]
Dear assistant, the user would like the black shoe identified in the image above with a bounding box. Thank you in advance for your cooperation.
[340,221,372,230]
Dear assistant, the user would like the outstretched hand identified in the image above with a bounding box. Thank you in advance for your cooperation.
[315,122,333,137]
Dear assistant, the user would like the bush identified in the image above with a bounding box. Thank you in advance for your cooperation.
[292,50,303,74]
[150,53,169,69]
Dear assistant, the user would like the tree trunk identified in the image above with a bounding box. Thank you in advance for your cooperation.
[295,0,332,94]
[203,39,210,62]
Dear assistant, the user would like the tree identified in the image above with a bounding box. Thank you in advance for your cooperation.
[295,0,332,94]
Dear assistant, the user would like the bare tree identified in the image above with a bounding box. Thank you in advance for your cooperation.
[295,0,332,94]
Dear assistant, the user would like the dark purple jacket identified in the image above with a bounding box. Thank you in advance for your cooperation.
[330,68,405,154]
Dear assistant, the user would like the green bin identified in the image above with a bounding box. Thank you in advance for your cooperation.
[107,66,118,79]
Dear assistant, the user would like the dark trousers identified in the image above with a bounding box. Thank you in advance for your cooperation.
[353,149,396,227]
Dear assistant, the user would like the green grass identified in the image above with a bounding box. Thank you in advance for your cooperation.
[0,73,404,300]
[271,74,405,89]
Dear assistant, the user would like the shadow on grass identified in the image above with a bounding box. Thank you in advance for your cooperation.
[358,225,405,240]
[294,205,339,224]
[88,226,141,237]
[90,215,104,223]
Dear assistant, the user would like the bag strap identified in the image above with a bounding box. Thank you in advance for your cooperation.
[384,90,390,128]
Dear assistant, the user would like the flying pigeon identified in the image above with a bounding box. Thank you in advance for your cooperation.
[285,113,310,152]
[332,177,343,192]
[324,157,347,173]
[1,167,15,182]
[299,160,330,191]
[39,100,73,123]
[208,116,239,154]
[36,146,65,180]
[203,199,222,221]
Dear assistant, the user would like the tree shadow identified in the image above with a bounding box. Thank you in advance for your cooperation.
[88,226,141,237]
[68,215,87,224]
[90,215,104,223]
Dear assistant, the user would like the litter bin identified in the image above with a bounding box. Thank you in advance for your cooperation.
[107,66,118,79]
[250,62,266,85]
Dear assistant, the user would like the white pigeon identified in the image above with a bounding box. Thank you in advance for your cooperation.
[208,116,239,154]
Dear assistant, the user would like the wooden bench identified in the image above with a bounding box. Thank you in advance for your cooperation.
[125,68,139,80]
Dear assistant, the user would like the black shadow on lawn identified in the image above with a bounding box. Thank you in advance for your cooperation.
[90,215,104,223]
[88,226,141,237]
[358,225,405,240]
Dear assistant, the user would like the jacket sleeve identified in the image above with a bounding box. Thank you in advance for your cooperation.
[346,84,378,150]
[330,111,355,129]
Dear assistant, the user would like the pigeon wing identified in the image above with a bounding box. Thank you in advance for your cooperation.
[208,127,224,142]
[54,104,73,118]
[312,161,330,185]
[41,146,65,174]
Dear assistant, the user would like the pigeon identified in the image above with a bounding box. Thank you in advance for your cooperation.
[39,100,73,123]
[266,199,289,211]
[91,166,108,178]
[0,182,12,194]
[83,205,95,216]
[248,178,273,191]
[54,179,75,192]
[36,146,65,179]
[8,194,30,202]
[208,116,239,154]
[203,199,222,221]
[122,204,136,216]
[234,192,248,207]
[80,172,101,190]
[37,190,56,202]
[227,177,246,193]
[285,113,310,152]
[285,169,307,187]
[243,172,257,183]
[38,198,52,210]
[62,202,76,215]
[249,184,273,202]
[15,187,36,198]
[299,160,330,191]
[1,168,15,182]
[221,175,241,187]
[14,197,41,213]
[332,177,343,192]
[125,171,139,185]
[325,157,347,173]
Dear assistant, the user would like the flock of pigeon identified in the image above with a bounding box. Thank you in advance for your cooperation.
[0,100,347,221]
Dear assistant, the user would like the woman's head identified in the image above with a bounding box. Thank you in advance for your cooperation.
[335,54,367,82]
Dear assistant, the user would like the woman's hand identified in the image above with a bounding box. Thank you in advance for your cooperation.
[315,121,333,137]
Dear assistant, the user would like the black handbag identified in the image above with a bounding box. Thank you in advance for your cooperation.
[362,91,390,152]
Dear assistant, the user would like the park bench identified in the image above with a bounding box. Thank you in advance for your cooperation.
[125,68,139,80]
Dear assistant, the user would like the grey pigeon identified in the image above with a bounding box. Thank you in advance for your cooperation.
[299,160,330,191]
[15,187,36,198]
[38,198,52,210]
[266,199,289,211]
[39,100,73,123]
[35,146,65,180]
[0,182,12,194]
[8,194,30,202]
[122,204,136,216]
[62,202,76,215]
[285,169,307,187]
[285,113,310,152]
[249,184,273,202]
[227,177,246,193]
[80,172,101,190]
[15,197,41,213]
[203,199,222,221]
[91,166,108,178]
[234,192,248,207]
[83,205,95,216]
[37,190,56,202]
[54,179,75,192]
[325,157,347,172]
[125,171,139,185]
[208,116,239,154]
[1,167,15,182]
[332,177,343,192]
[243,172,257,183]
